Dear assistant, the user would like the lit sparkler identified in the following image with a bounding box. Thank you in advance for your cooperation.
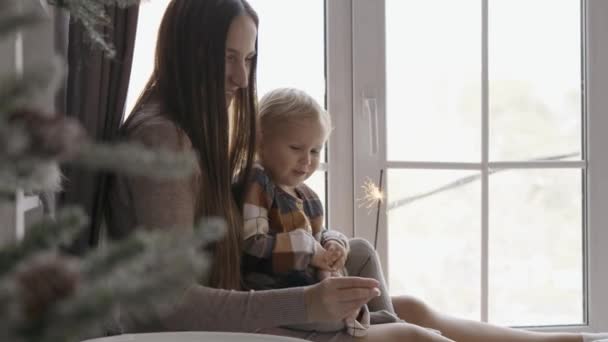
[357,170,384,249]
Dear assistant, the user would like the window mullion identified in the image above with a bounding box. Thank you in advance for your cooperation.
[481,0,490,324]
[385,161,587,170]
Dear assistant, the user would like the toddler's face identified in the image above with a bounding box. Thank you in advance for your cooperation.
[259,118,327,192]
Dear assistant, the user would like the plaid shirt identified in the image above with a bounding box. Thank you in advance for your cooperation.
[242,164,349,288]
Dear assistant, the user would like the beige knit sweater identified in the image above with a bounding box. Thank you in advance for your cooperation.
[106,104,308,333]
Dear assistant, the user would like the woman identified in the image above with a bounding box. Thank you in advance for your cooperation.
[107,0,605,341]
[108,0,380,339]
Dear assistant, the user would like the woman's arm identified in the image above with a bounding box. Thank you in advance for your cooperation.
[163,285,307,332]
[160,277,381,333]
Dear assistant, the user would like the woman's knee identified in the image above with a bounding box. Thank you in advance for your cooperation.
[392,295,435,326]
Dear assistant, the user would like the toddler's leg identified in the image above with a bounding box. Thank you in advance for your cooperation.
[346,238,394,313]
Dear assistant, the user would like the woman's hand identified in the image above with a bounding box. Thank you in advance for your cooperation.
[323,240,347,271]
[304,277,380,322]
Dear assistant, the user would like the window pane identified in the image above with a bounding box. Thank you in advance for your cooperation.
[304,171,326,213]
[249,0,325,102]
[386,0,481,162]
[387,169,481,320]
[125,0,170,117]
[249,0,326,162]
[489,0,582,161]
[489,169,583,326]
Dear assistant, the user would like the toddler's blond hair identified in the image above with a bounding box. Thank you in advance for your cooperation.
[258,88,331,138]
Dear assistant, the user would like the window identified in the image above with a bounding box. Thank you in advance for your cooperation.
[351,0,608,331]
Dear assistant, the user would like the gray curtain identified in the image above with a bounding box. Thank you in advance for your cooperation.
[60,5,139,253]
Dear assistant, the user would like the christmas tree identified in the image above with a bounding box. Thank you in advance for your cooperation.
[0,1,221,341]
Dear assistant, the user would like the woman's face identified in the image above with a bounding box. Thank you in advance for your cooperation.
[225,15,257,107]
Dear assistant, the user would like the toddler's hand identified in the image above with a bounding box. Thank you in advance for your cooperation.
[324,241,347,271]
[317,269,333,281]
[311,244,332,270]
[318,269,343,282]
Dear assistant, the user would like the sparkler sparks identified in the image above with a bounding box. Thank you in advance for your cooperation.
[357,170,385,249]
[358,177,384,211]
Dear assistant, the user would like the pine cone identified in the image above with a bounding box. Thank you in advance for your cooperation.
[16,253,81,319]
[9,109,88,161]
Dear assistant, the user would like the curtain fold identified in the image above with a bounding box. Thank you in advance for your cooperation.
[60,6,139,253]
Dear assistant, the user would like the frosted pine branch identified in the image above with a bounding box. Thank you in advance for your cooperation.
[1,220,224,342]
[0,2,215,341]
[72,141,199,180]
[0,160,62,193]
[0,114,198,194]
[46,0,143,58]
[0,207,88,278]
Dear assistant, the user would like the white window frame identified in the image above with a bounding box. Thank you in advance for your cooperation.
[585,0,608,332]
[326,0,608,331]
[326,0,355,237]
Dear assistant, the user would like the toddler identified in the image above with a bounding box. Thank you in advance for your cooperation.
[242,88,369,337]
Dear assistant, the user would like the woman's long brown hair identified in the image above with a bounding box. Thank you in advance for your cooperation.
[123,0,258,290]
